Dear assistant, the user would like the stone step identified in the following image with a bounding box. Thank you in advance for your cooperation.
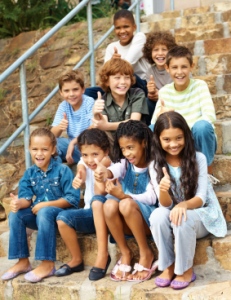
[148,10,231,32]
[213,94,231,120]
[184,37,231,56]
[193,53,231,76]
[0,231,231,299]
[214,154,231,185]
[215,119,231,154]
[215,184,231,223]
[177,22,230,43]
[194,74,231,95]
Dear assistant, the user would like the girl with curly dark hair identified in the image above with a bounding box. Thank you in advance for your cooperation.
[143,31,177,124]
[149,111,227,290]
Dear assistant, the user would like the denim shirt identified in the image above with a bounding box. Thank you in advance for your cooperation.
[18,157,80,208]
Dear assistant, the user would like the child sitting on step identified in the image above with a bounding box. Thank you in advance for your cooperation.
[151,46,217,174]
[142,31,177,124]
[1,128,80,283]
[93,120,158,282]
[149,111,227,289]
[54,128,112,280]
[51,70,94,164]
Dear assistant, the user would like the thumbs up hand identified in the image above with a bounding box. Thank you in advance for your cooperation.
[94,158,108,182]
[159,167,171,192]
[105,178,125,200]
[72,169,84,189]
[93,92,105,117]
[158,99,174,116]
[59,112,68,131]
[147,75,156,94]
[10,193,21,213]
[112,47,121,59]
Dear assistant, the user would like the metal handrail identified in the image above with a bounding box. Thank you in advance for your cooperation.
[0,0,141,168]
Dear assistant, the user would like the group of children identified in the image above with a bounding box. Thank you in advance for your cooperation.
[1,9,227,290]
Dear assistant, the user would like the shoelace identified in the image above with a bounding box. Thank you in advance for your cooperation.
[208,174,220,185]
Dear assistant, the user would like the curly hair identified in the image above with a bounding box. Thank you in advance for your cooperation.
[98,58,136,92]
[30,127,58,157]
[166,45,193,67]
[58,69,85,90]
[77,128,110,153]
[143,31,177,65]
[113,120,153,164]
[152,111,199,203]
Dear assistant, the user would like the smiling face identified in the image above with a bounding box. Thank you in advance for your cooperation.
[108,73,131,99]
[159,127,185,160]
[59,80,85,111]
[80,144,108,170]
[152,43,169,70]
[114,17,136,46]
[119,136,146,168]
[29,135,56,171]
[166,57,193,91]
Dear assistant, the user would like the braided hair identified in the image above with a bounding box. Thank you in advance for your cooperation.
[113,120,153,164]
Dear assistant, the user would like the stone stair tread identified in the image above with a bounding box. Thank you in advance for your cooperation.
[0,254,231,300]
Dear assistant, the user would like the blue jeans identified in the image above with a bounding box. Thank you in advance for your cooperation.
[150,120,217,166]
[57,208,95,233]
[56,137,81,164]
[8,207,65,261]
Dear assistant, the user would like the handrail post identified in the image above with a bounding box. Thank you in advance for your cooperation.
[135,0,141,32]
[170,0,175,11]
[19,63,31,169]
[87,1,95,86]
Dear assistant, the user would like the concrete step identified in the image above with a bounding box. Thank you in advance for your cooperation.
[215,184,231,223]
[215,119,231,154]
[0,231,231,300]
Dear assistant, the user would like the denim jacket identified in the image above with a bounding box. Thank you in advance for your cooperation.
[18,157,80,208]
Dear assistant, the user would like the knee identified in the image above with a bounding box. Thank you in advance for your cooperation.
[103,200,118,218]
[119,198,135,217]
[57,219,67,230]
[192,120,213,137]
[149,207,170,228]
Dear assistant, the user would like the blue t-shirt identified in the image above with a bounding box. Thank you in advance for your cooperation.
[52,95,94,139]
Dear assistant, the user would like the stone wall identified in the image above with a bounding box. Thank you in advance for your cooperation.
[0,17,114,202]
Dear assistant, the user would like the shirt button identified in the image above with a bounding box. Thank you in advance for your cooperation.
[46,189,49,192]
[32,181,35,184]
[118,107,121,110]
[55,182,57,184]
[41,186,43,188]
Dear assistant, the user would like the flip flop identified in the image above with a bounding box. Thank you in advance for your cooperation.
[110,258,132,282]
[127,260,158,282]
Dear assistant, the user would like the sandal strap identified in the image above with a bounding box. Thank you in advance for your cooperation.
[132,263,150,274]
[119,264,132,273]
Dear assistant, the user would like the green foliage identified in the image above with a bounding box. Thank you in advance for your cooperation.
[0,89,7,101]
[0,0,115,39]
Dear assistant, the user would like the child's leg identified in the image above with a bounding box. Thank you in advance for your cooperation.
[30,206,64,277]
[191,120,217,168]
[119,199,154,280]
[56,208,95,269]
[172,210,208,283]
[104,199,133,280]
[149,207,175,281]
[91,200,109,269]
[3,208,37,275]
[56,137,81,164]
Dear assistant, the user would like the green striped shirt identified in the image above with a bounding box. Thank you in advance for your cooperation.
[151,78,216,128]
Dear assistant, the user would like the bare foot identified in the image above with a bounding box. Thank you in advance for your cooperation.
[6,258,30,274]
[128,248,154,281]
[30,261,54,278]
[113,250,133,281]
[158,263,175,280]
[173,267,193,282]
